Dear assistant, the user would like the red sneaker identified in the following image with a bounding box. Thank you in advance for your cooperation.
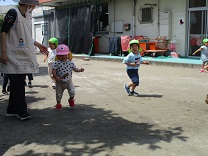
[199,69,205,73]
[56,104,62,110]
[69,99,75,107]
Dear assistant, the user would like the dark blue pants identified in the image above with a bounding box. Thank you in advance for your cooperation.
[127,69,139,86]
[26,73,33,81]
[2,75,9,91]
[7,74,27,114]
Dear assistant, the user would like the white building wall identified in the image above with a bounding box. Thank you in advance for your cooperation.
[159,0,187,56]
[135,0,159,38]
[99,0,133,53]
[98,0,187,56]
[32,6,54,51]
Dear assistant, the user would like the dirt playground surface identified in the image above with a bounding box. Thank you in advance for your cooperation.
[0,55,208,156]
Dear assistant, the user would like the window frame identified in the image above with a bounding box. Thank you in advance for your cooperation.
[138,6,154,24]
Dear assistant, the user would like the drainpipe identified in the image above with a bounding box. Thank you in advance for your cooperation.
[132,0,136,37]
[113,0,116,36]
[54,8,56,37]
[157,0,160,37]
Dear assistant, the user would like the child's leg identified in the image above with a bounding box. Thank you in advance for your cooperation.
[127,69,139,91]
[27,74,33,82]
[128,69,139,96]
[48,63,56,87]
[27,74,33,88]
[67,80,75,107]
[127,83,135,90]
[202,62,205,69]
[55,82,64,104]
[7,80,10,92]
[130,83,136,91]
[2,76,9,94]
[203,61,208,71]
[200,62,208,72]
[55,82,65,110]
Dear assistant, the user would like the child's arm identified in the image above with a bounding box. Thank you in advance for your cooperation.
[34,41,49,55]
[192,48,202,55]
[43,54,48,62]
[141,61,149,65]
[124,62,138,67]
[73,67,84,72]
[52,69,60,81]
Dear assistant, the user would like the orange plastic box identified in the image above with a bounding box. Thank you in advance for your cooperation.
[148,42,157,50]
[140,42,147,50]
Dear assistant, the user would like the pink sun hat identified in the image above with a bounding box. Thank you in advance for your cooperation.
[56,44,70,55]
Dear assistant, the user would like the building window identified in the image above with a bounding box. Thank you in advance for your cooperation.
[189,0,206,8]
[139,7,153,24]
[98,3,108,32]
[42,24,48,35]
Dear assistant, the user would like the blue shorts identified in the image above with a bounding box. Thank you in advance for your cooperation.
[127,69,139,86]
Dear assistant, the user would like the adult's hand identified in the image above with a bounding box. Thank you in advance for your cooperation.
[34,41,49,55]
[0,52,8,65]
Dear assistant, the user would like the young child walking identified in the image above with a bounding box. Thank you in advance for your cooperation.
[52,44,84,110]
[44,37,58,89]
[123,40,149,96]
[25,73,33,88]
[1,73,10,94]
[192,38,208,72]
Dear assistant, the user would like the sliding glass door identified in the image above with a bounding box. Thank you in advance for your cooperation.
[187,0,208,56]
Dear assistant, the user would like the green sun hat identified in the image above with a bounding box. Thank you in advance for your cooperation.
[129,39,140,45]
[203,38,208,43]
[48,37,58,46]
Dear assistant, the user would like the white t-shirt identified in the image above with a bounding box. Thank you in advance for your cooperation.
[47,47,56,63]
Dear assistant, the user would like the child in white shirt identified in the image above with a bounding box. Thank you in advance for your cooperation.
[44,37,58,88]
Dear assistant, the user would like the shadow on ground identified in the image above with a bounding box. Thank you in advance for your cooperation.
[137,94,163,98]
[0,95,188,155]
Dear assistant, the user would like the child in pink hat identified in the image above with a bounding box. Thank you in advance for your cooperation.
[52,44,84,110]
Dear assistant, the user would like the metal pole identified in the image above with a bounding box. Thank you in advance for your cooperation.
[114,0,115,36]
[54,8,56,37]
[132,0,136,37]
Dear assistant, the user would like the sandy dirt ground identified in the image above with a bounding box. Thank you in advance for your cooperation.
[0,55,208,156]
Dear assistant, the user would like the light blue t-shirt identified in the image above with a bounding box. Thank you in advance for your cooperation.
[200,46,208,62]
[123,52,143,70]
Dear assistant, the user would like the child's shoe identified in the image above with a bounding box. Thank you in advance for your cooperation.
[205,99,208,104]
[124,85,131,95]
[130,91,139,96]
[199,69,204,73]
[56,104,62,110]
[2,90,8,95]
[52,82,56,89]
[28,82,32,88]
[68,99,75,107]
[205,94,208,104]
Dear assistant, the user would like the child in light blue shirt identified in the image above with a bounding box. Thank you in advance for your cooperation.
[123,40,149,96]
